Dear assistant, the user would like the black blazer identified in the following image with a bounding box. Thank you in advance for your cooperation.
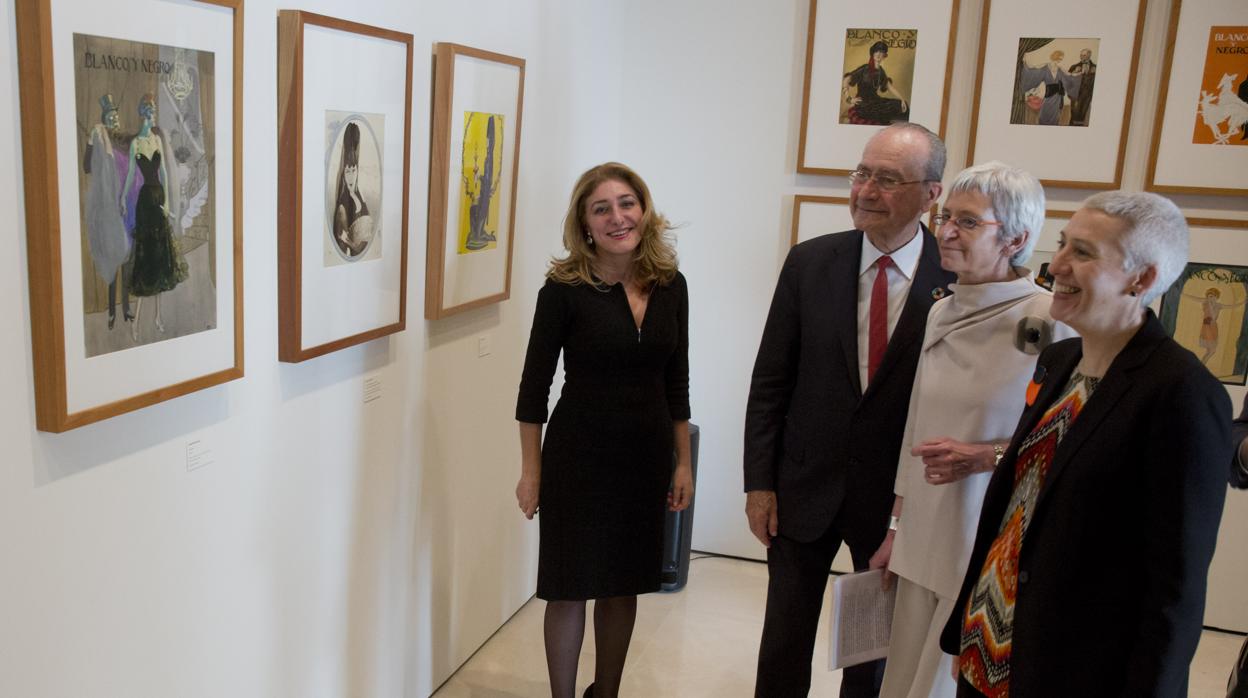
[743,228,954,544]
[939,313,1231,697]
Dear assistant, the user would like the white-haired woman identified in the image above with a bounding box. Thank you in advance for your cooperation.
[941,191,1231,697]
[869,161,1074,698]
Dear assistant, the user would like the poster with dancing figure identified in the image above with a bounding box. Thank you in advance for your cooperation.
[1159,261,1248,385]
[72,33,216,357]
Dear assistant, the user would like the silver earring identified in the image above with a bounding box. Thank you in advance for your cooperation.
[585,234,594,246]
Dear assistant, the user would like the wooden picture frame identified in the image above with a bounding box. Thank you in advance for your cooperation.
[425,43,525,320]
[1145,0,1248,196]
[796,0,961,175]
[15,0,244,432]
[277,11,413,362]
[791,195,853,246]
[966,0,1148,188]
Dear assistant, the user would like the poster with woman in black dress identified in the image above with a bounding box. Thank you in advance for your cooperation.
[840,30,917,125]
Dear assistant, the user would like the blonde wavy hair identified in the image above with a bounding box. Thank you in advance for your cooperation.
[547,162,678,287]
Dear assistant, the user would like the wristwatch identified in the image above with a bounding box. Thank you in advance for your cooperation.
[888,515,900,532]
[992,443,1006,467]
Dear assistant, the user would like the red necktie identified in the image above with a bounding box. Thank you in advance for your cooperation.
[867,255,893,384]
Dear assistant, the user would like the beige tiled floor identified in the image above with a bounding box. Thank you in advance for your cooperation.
[432,556,1245,697]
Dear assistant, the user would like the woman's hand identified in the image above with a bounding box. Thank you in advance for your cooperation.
[516,473,539,520]
[867,531,896,590]
[913,437,996,485]
[668,464,693,512]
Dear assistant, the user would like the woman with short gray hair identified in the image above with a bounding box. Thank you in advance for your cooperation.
[942,191,1231,696]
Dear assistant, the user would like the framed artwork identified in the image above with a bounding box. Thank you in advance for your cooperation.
[14,0,243,432]
[966,0,1148,188]
[791,195,853,246]
[796,0,961,175]
[1030,209,1075,289]
[1146,0,1248,196]
[425,43,525,320]
[1158,218,1248,385]
[277,11,413,362]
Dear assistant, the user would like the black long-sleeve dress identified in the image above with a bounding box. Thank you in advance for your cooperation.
[516,272,690,600]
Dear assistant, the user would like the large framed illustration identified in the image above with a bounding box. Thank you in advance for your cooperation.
[966,0,1148,188]
[1146,0,1248,196]
[791,195,853,246]
[425,43,525,320]
[277,11,412,361]
[15,0,243,432]
[1158,218,1248,385]
[796,0,961,175]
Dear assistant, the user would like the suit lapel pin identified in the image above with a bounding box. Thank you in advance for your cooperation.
[1025,365,1047,407]
[931,287,947,300]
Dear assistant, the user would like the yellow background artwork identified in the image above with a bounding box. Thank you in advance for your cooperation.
[457,111,505,254]
[1191,26,1248,146]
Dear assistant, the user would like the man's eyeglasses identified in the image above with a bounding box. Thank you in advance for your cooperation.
[847,169,927,192]
[931,213,1003,233]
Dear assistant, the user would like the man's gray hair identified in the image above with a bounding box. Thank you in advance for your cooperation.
[947,161,1045,267]
[876,122,947,182]
[1081,191,1189,306]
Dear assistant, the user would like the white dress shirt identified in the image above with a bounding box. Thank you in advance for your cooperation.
[857,228,924,389]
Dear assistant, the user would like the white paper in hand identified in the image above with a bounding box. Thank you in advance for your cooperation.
[828,568,897,670]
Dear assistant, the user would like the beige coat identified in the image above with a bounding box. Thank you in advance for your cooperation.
[890,273,1075,599]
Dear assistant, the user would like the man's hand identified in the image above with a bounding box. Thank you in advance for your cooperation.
[745,490,779,548]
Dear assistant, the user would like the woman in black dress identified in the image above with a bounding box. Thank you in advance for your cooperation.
[516,162,693,698]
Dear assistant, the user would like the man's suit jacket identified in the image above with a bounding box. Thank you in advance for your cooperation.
[744,227,954,545]
[939,313,1231,697]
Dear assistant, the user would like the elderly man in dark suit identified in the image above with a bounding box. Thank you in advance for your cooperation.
[745,122,956,698]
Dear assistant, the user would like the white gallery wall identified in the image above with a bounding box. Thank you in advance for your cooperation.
[1,1,1246,698]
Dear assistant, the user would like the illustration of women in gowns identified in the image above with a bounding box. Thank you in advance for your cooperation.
[1017,50,1082,126]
